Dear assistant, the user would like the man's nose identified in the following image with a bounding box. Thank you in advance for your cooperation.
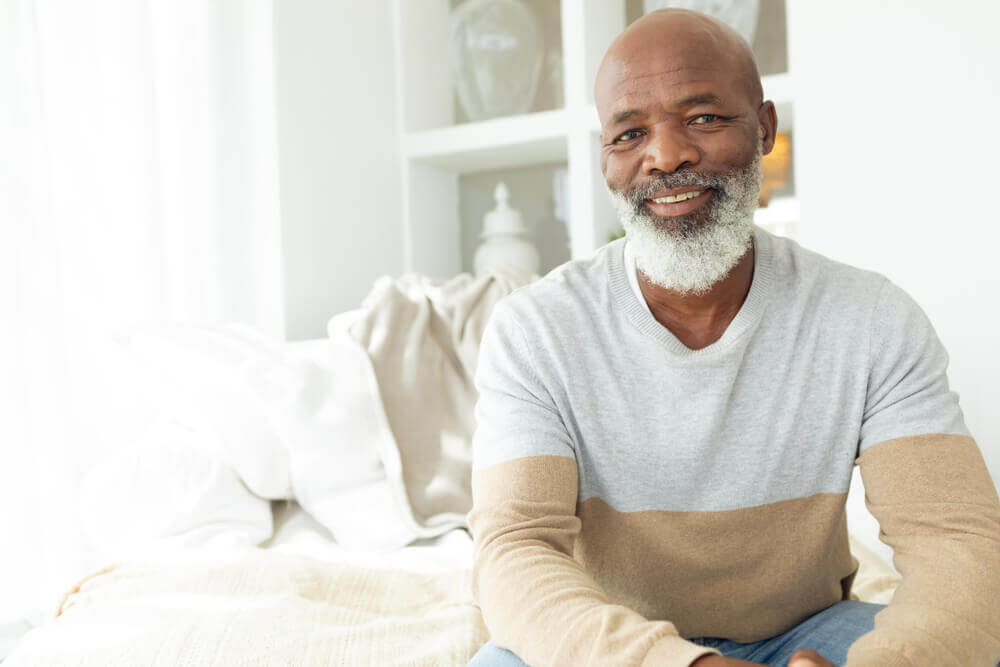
[642,127,700,175]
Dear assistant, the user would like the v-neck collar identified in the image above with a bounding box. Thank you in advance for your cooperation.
[611,227,775,359]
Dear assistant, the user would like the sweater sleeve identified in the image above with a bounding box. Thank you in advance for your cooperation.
[846,281,1000,666]
[468,302,718,667]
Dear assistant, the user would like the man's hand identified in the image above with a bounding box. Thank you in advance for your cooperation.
[691,655,764,666]
[690,647,835,667]
[787,649,835,666]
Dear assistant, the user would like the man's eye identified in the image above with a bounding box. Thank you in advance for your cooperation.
[691,114,719,125]
[613,129,643,143]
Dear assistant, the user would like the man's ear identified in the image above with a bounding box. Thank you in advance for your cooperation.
[758,100,778,155]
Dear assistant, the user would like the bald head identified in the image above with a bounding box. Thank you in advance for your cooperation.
[595,9,763,122]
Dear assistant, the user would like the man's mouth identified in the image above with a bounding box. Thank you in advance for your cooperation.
[649,188,707,204]
[642,187,715,218]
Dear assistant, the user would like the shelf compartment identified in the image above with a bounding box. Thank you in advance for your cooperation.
[402,109,569,173]
[762,72,794,132]
[458,162,571,275]
[754,196,799,238]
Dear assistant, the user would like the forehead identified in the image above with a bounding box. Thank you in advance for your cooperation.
[596,43,749,121]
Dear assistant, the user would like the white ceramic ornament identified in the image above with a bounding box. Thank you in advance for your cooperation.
[474,182,540,279]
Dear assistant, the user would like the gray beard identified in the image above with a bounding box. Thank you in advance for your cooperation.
[607,145,763,295]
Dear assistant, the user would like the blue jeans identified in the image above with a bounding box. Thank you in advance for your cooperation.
[468,600,881,666]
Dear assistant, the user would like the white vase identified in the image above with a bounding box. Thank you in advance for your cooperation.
[474,182,540,279]
[450,0,543,121]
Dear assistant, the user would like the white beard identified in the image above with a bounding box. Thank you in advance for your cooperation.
[608,145,763,295]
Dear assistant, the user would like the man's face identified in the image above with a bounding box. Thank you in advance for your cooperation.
[596,34,772,236]
[594,22,777,294]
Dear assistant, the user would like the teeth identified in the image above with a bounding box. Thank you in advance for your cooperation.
[652,189,704,203]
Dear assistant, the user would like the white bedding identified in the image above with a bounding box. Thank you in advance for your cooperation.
[4,546,487,667]
[6,503,481,666]
[80,269,521,564]
[263,499,475,574]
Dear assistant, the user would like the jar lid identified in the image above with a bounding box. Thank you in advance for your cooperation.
[482,182,527,236]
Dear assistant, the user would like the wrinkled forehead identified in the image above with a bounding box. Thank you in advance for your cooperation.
[595,32,758,123]
[599,58,745,118]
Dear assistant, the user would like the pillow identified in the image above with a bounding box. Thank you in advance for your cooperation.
[117,316,421,550]
[845,466,896,568]
[846,466,900,604]
[249,315,414,550]
[124,322,293,499]
[848,534,900,605]
[80,418,273,560]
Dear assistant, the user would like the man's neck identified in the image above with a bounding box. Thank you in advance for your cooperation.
[636,243,756,351]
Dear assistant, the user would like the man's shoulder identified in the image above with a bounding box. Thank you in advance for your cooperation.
[767,230,888,292]
[765,231,894,322]
[493,239,621,325]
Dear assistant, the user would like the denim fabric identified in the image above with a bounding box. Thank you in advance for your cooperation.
[686,600,881,666]
[467,600,882,667]
[467,642,529,667]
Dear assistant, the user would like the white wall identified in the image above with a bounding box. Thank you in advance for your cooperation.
[268,0,1000,480]
[274,0,403,340]
[788,0,1000,483]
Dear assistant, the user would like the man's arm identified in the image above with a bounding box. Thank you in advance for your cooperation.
[845,281,1000,666]
[469,303,719,667]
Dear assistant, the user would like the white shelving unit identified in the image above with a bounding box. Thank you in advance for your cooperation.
[392,0,795,278]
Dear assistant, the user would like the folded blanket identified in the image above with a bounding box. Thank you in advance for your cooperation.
[314,270,526,548]
[5,548,488,667]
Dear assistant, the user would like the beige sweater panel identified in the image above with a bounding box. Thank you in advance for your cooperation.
[847,434,1000,666]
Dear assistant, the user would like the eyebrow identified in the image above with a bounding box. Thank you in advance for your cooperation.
[676,92,724,107]
[610,109,644,125]
[608,93,725,126]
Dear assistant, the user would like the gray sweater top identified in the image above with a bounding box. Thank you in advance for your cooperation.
[468,228,1000,667]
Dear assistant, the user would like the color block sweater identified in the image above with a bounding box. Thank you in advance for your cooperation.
[468,229,1000,667]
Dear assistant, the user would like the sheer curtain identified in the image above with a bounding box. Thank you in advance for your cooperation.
[0,0,284,622]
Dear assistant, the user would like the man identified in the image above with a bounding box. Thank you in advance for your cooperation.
[466,8,1000,667]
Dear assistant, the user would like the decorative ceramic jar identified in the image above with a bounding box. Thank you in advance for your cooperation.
[450,0,543,121]
[643,0,760,44]
[474,183,540,279]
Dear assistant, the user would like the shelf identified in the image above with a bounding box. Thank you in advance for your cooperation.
[402,109,569,173]
[754,196,799,238]
[762,72,793,105]
[762,72,794,132]
[401,72,794,174]
[755,195,799,221]
[395,0,796,275]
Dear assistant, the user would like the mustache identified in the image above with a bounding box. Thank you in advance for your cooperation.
[620,171,731,207]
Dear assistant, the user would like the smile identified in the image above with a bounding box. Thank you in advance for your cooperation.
[650,189,705,204]
[642,188,714,218]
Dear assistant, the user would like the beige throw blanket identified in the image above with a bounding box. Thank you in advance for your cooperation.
[6,548,488,666]
[341,271,527,539]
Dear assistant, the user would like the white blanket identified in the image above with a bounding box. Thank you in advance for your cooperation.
[6,548,488,667]
[80,270,525,558]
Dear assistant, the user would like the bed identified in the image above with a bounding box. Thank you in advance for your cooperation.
[2,271,901,666]
[7,502,486,666]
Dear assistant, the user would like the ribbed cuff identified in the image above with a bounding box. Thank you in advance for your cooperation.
[640,635,720,667]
